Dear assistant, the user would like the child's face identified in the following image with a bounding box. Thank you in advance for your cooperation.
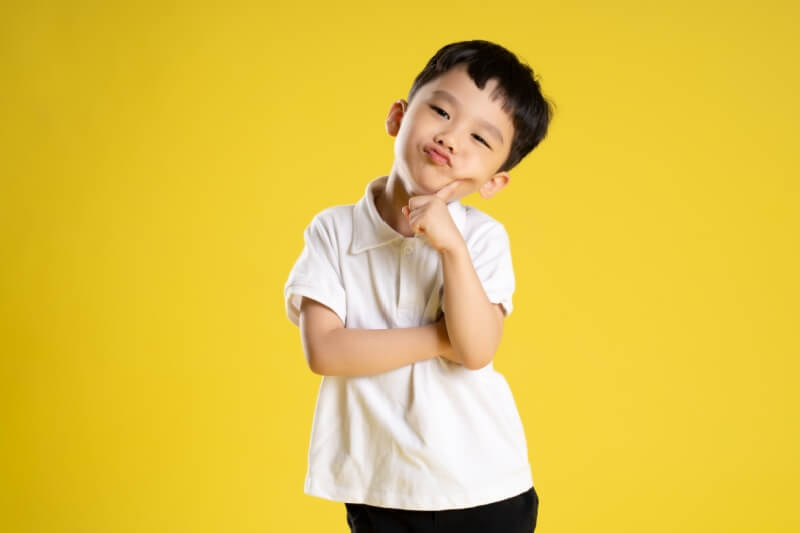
[387,64,515,201]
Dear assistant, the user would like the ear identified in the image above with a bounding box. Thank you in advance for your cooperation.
[385,99,408,137]
[478,172,510,199]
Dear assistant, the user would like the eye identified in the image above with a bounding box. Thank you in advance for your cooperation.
[473,134,491,148]
[429,105,449,119]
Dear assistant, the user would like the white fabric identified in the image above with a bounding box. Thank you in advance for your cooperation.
[284,176,533,510]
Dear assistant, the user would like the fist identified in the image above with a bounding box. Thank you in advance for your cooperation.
[401,180,463,253]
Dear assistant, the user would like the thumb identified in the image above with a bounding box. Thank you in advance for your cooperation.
[435,180,460,203]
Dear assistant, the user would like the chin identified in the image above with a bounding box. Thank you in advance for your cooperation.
[399,174,431,196]
[413,170,450,194]
[410,180,440,196]
[405,182,431,196]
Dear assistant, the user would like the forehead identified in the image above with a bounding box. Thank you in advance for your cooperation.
[417,65,513,135]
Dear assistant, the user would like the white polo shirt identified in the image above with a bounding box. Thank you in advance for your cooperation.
[284,176,533,511]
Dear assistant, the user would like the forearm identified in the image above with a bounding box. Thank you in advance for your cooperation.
[440,242,503,369]
[303,318,451,377]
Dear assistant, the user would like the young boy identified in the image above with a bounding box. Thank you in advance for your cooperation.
[284,40,552,532]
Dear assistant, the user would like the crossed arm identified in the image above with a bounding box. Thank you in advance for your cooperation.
[299,297,453,376]
[298,240,504,377]
[298,183,506,377]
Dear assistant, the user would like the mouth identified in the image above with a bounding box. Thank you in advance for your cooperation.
[424,145,451,166]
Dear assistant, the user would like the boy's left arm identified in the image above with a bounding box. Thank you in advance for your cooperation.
[403,183,506,370]
[439,244,505,370]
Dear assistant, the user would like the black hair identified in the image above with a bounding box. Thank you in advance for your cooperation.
[407,40,554,173]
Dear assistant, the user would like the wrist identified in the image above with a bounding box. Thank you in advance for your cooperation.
[433,319,449,353]
[435,318,462,363]
[439,239,469,262]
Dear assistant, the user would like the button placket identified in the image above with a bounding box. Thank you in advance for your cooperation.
[397,239,417,318]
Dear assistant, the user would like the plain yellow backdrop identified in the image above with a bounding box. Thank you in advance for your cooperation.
[2,1,798,532]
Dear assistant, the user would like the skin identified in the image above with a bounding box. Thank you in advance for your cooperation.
[300,64,517,375]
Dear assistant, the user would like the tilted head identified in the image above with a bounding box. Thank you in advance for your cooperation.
[408,40,553,174]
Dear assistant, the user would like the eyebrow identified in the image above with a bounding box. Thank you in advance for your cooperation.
[431,89,505,145]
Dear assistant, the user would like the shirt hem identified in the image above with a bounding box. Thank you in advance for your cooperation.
[303,468,534,511]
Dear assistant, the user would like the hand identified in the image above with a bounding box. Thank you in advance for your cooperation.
[401,180,464,253]
[434,316,460,365]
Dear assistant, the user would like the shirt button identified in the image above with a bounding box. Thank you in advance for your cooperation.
[403,244,413,255]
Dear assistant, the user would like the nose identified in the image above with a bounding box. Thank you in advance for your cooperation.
[433,130,456,153]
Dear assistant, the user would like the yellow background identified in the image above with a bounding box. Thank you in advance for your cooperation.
[2,1,798,532]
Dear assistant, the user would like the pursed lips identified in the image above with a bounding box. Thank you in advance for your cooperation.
[424,145,451,166]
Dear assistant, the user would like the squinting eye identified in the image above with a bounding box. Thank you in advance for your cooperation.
[473,134,490,148]
[429,105,449,119]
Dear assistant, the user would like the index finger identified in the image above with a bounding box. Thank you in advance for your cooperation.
[434,180,461,203]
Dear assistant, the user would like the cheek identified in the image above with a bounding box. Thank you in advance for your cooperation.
[394,134,409,159]
[393,127,411,154]
[397,131,420,160]
[394,137,419,172]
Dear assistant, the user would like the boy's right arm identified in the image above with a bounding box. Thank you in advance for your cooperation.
[299,297,454,377]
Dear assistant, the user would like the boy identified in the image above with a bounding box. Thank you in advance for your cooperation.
[284,40,552,532]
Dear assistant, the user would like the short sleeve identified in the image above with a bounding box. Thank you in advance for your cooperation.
[284,214,347,326]
[466,221,516,317]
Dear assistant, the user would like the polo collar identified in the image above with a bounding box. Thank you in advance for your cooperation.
[350,176,467,254]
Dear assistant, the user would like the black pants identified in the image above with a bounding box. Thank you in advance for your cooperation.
[345,486,538,532]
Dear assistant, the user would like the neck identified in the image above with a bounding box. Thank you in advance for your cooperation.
[375,171,414,237]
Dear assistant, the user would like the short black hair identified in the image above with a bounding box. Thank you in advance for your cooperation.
[407,40,554,173]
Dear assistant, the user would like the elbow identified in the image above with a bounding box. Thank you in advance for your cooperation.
[459,349,495,370]
[449,321,502,371]
[302,337,329,375]
[463,356,492,371]
[305,346,331,375]
[451,336,498,370]
[307,354,324,375]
